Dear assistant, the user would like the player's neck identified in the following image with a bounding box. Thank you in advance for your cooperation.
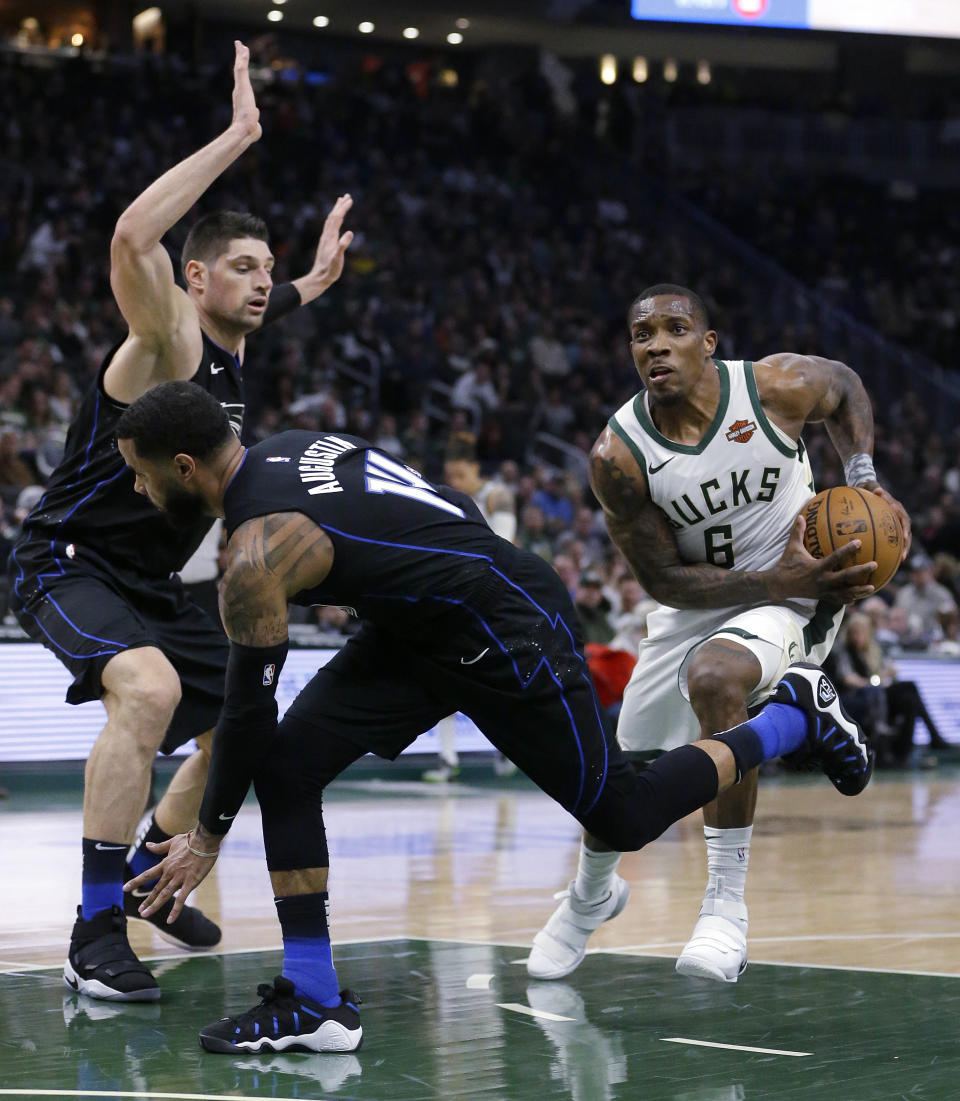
[196,308,245,357]
[210,441,247,517]
[650,362,721,446]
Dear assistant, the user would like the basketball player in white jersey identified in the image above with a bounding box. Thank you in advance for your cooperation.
[422,439,519,781]
[528,284,910,984]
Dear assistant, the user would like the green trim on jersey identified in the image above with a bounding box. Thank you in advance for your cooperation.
[632,358,731,455]
[802,599,844,651]
[744,360,798,459]
[708,626,762,642]
[608,415,648,476]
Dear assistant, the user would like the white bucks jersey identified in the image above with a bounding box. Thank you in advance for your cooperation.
[609,358,815,591]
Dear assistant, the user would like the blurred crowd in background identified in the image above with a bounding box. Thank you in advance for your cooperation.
[1,44,958,768]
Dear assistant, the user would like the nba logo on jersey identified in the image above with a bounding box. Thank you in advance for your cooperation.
[737,847,746,863]
[262,664,276,686]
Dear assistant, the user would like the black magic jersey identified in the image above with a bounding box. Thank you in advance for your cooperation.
[20,334,244,578]
[223,431,509,641]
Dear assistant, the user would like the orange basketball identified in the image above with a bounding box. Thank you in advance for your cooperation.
[801,486,904,593]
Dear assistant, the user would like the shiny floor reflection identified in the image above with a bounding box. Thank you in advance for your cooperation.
[3,762,960,1098]
[3,940,960,1099]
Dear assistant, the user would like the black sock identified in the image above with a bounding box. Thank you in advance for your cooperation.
[128,815,171,882]
[81,837,127,920]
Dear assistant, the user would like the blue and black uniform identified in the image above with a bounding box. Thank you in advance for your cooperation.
[212,431,722,862]
[8,334,243,750]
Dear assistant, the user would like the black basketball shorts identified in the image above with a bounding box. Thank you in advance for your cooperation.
[8,537,227,752]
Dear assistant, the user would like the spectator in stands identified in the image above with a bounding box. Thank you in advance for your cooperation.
[829,614,946,768]
[894,554,958,646]
[573,571,615,645]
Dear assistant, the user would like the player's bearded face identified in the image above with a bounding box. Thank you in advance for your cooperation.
[157,479,210,529]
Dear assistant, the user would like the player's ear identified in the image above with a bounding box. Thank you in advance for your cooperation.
[174,453,197,483]
[703,329,718,356]
[184,259,207,293]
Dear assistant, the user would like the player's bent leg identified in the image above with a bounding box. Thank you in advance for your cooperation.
[677,644,759,984]
[125,730,221,951]
[527,833,630,980]
[67,647,181,1001]
[200,715,365,1054]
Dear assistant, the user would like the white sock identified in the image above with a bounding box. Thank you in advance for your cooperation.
[436,714,459,767]
[573,843,622,904]
[704,825,752,927]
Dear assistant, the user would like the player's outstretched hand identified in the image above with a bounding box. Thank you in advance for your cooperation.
[772,515,876,605]
[230,40,262,144]
[123,832,220,924]
[307,195,355,293]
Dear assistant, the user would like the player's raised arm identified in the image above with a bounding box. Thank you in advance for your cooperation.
[108,41,261,372]
[290,195,355,306]
[591,426,875,608]
[755,353,911,559]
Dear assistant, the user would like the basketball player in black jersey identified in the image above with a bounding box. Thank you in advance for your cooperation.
[119,382,871,1054]
[7,42,353,1002]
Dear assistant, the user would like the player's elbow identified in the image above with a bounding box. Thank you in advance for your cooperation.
[111,216,154,257]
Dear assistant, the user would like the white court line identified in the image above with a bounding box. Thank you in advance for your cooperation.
[0,1092,308,1101]
[497,1002,575,1022]
[661,1037,811,1057]
[7,933,960,982]
[617,930,960,952]
[0,933,418,976]
[466,972,494,989]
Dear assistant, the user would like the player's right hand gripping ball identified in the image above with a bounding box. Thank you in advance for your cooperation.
[801,486,904,592]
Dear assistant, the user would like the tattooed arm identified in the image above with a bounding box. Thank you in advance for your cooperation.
[191,512,335,840]
[126,511,334,918]
[755,353,911,556]
[590,427,875,610]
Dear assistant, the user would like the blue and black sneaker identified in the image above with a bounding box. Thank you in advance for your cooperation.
[770,662,874,796]
[199,976,362,1054]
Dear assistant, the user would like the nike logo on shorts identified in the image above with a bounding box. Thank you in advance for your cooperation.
[219,812,236,821]
[94,843,127,851]
[461,647,489,666]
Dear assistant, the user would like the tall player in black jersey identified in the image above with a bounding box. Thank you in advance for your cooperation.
[119,382,871,1054]
[7,43,353,1002]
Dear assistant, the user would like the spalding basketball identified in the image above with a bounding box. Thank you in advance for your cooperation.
[801,487,904,592]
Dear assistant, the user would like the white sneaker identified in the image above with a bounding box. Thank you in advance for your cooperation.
[527,875,631,980]
[675,894,748,983]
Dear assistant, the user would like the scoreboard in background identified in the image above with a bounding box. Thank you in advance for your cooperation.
[631,0,960,39]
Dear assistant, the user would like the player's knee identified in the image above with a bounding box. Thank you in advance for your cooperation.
[194,730,214,760]
[104,651,181,741]
[687,659,749,725]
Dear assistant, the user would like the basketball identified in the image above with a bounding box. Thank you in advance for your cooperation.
[801,487,904,592]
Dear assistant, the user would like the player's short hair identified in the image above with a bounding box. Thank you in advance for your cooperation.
[629,284,710,330]
[116,381,233,462]
[181,211,269,277]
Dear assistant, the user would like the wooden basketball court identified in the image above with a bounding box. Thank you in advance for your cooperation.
[2,761,959,1099]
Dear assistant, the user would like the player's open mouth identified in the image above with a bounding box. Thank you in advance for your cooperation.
[247,298,267,311]
[648,364,672,380]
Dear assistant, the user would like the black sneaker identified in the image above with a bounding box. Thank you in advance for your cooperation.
[63,905,161,1002]
[770,662,874,796]
[199,976,362,1054]
[123,870,221,950]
